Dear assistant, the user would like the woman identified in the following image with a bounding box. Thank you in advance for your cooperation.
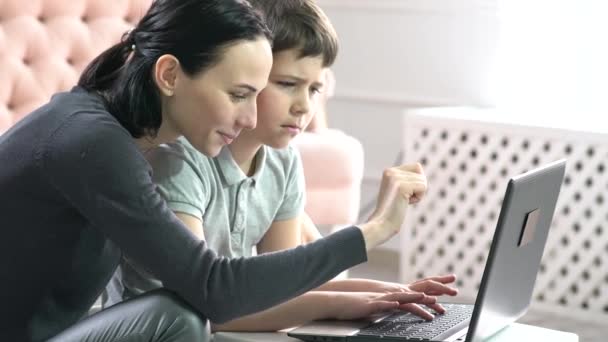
[0,0,428,341]
[106,0,456,331]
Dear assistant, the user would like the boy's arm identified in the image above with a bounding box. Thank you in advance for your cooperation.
[257,145,308,254]
[297,214,377,292]
[265,214,376,292]
[211,291,334,332]
[173,213,329,330]
[176,212,342,320]
[256,216,302,253]
[300,213,323,243]
[174,212,205,240]
[257,211,323,253]
[259,215,386,292]
[262,212,448,297]
[215,219,339,331]
[179,211,385,294]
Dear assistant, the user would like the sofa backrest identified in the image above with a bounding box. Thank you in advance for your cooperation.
[0,0,152,134]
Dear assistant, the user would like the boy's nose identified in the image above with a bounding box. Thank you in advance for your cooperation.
[292,93,312,116]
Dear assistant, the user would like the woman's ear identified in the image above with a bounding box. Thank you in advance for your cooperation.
[154,54,180,97]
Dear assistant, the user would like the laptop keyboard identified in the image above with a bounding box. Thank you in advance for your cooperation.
[356,304,473,340]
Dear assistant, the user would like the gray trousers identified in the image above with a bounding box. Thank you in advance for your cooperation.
[48,290,211,342]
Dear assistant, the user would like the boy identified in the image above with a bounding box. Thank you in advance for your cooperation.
[107,0,458,331]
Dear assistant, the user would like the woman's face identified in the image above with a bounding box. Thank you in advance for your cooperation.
[164,38,273,157]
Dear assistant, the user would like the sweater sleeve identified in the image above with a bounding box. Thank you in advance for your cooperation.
[39,113,367,323]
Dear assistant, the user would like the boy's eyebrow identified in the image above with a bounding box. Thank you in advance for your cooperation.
[274,74,324,87]
[235,84,258,92]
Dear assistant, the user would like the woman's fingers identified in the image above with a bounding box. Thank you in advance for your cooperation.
[410,280,458,296]
[398,303,434,321]
[380,292,434,304]
[417,274,457,285]
[425,303,446,315]
[374,292,452,320]
[399,302,447,319]
[368,301,400,315]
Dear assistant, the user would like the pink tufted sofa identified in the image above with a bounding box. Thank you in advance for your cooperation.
[0,0,363,227]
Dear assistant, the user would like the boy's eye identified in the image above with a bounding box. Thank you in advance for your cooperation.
[310,86,322,95]
[277,81,296,88]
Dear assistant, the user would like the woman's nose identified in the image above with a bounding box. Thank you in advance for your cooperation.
[237,105,257,130]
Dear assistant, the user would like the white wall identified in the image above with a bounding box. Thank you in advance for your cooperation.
[319,0,500,249]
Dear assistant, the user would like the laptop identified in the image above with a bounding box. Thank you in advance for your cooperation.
[288,159,566,342]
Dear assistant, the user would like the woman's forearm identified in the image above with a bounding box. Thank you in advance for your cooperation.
[211,291,337,332]
[314,278,382,292]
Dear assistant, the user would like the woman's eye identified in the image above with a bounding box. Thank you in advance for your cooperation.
[230,93,248,102]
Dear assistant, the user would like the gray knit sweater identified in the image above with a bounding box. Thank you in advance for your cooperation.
[0,87,367,342]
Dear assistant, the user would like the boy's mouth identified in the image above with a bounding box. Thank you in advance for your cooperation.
[281,124,301,134]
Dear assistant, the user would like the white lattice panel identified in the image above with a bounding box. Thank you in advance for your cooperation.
[400,109,608,321]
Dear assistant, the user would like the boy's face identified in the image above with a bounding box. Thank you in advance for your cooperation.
[253,49,325,149]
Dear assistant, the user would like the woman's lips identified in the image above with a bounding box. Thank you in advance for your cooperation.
[218,132,236,144]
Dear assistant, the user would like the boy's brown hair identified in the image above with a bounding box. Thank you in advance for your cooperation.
[248,0,338,67]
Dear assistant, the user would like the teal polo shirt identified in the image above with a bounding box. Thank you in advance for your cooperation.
[105,138,307,306]
[149,137,306,257]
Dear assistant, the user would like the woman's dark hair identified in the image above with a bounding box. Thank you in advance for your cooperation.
[78,0,272,138]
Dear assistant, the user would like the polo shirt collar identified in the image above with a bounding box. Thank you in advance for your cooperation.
[216,146,266,187]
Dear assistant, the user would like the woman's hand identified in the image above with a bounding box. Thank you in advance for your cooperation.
[401,275,460,319]
[329,291,436,321]
[374,275,459,319]
[359,163,427,250]
[327,275,459,320]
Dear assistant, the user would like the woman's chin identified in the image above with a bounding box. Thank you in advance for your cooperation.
[206,145,223,157]
[190,140,221,157]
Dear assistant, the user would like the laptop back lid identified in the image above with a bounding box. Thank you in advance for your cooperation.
[466,159,566,342]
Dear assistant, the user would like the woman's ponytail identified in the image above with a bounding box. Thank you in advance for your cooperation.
[78,31,134,92]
